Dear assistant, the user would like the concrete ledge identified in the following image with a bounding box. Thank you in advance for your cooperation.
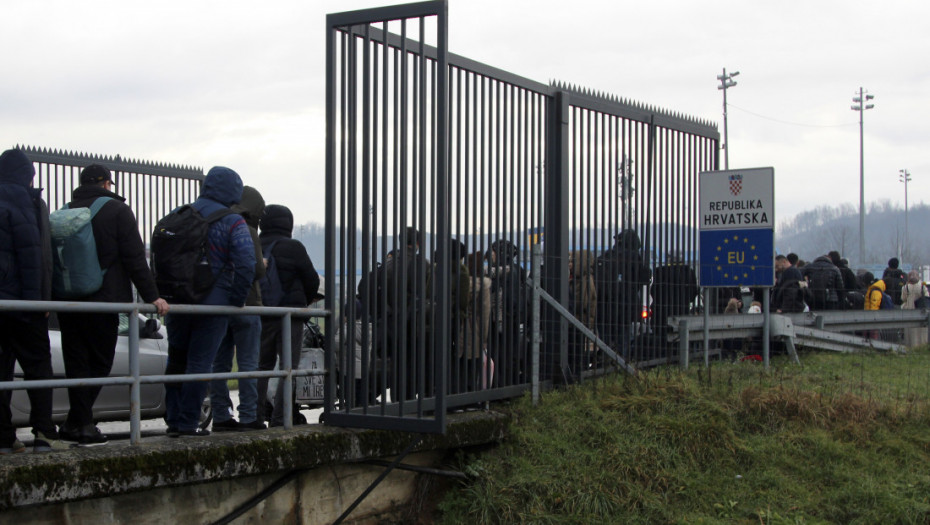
[0,410,509,511]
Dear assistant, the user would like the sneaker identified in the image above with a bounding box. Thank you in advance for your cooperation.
[166,427,180,438]
[211,419,240,432]
[32,431,69,453]
[0,439,26,455]
[178,429,210,437]
[58,425,80,444]
[74,427,108,448]
[239,420,267,431]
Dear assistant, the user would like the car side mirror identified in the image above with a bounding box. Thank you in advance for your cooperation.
[140,318,163,339]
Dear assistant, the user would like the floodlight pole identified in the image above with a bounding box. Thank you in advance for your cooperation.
[717,68,739,170]
[851,87,874,265]
[900,169,911,260]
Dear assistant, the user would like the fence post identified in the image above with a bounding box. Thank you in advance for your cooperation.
[282,312,293,430]
[702,288,710,366]
[679,320,690,370]
[531,244,541,406]
[763,289,771,369]
[128,309,141,445]
[543,89,570,382]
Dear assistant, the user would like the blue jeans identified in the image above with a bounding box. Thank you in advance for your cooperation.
[210,315,261,424]
[165,314,229,432]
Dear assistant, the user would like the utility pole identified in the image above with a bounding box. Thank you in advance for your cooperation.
[900,169,911,261]
[850,87,874,265]
[717,68,739,169]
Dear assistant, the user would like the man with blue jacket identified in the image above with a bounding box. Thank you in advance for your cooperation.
[0,148,65,453]
[164,166,255,437]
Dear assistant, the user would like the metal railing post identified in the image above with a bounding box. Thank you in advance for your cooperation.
[702,288,710,366]
[282,312,293,430]
[679,320,690,370]
[763,288,771,369]
[128,309,141,445]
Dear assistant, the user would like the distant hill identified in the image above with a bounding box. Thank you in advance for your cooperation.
[291,199,928,277]
[777,200,928,269]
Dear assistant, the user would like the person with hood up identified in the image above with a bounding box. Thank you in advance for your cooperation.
[56,163,169,447]
[209,186,267,432]
[0,148,66,453]
[256,204,320,427]
[164,166,254,437]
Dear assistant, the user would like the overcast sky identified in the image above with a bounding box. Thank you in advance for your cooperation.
[3,1,927,229]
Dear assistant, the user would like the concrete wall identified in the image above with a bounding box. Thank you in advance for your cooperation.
[0,411,508,524]
[2,451,441,525]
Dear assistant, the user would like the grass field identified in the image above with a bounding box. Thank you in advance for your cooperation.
[435,346,930,524]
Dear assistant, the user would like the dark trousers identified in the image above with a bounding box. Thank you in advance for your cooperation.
[58,311,118,431]
[257,316,304,425]
[0,313,55,442]
[164,314,229,431]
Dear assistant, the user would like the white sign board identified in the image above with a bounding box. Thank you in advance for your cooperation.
[699,167,775,287]
[700,167,775,231]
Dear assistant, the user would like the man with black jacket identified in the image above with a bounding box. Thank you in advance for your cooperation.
[773,255,805,313]
[56,164,169,447]
[256,204,320,427]
[801,254,845,311]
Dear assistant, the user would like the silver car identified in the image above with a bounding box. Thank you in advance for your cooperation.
[10,313,210,429]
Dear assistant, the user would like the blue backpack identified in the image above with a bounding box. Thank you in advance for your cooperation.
[259,240,285,307]
[49,197,112,299]
[880,291,895,310]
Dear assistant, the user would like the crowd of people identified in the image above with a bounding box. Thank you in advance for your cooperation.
[721,251,929,347]
[0,148,320,454]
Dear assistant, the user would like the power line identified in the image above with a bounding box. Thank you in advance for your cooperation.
[727,102,856,128]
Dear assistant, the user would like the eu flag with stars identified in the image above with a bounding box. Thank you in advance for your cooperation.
[699,228,774,287]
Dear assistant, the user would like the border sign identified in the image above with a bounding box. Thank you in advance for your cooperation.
[699,167,775,287]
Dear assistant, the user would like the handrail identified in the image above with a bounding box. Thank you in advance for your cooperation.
[0,299,330,444]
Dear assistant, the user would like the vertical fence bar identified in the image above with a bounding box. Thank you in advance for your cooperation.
[128,309,141,445]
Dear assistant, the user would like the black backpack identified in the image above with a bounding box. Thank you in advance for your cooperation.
[259,240,285,307]
[808,267,838,304]
[151,205,233,304]
[883,270,906,306]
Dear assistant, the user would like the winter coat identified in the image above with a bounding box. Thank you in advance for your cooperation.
[800,255,844,309]
[63,184,159,304]
[231,186,266,307]
[259,204,320,308]
[652,263,698,327]
[773,266,805,313]
[0,161,43,301]
[191,167,255,307]
[569,250,597,331]
[865,280,886,311]
[901,282,928,310]
[462,275,492,360]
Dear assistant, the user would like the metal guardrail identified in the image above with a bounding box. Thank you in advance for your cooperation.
[668,309,930,367]
[0,300,328,445]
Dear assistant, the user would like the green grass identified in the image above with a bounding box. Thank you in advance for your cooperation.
[436,347,930,524]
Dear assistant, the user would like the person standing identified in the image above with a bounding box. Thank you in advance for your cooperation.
[882,258,907,307]
[209,186,266,432]
[54,164,169,447]
[163,166,253,437]
[901,270,928,347]
[256,204,320,427]
[0,148,67,453]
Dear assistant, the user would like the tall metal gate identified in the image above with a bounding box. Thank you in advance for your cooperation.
[324,1,719,434]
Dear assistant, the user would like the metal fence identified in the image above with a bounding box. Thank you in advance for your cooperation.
[15,145,204,243]
[324,1,719,434]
